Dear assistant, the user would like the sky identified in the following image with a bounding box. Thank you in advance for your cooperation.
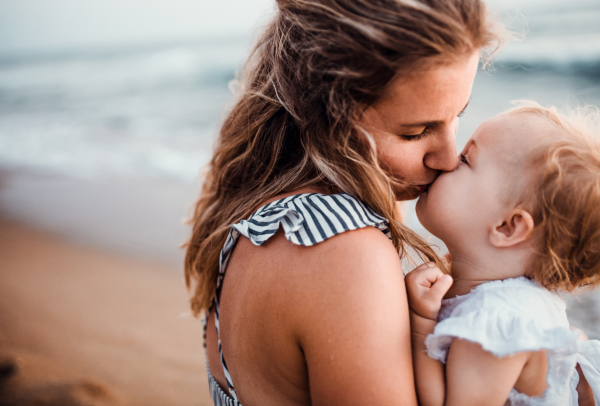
[0,0,597,54]
[0,0,275,53]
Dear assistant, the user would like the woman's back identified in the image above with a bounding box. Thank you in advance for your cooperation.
[205,191,417,405]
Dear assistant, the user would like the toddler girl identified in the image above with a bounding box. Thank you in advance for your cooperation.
[407,102,600,405]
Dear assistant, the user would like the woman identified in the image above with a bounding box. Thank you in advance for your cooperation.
[185,0,496,404]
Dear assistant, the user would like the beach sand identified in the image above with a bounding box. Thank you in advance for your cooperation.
[0,219,212,406]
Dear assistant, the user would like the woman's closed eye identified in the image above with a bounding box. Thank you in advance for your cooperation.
[399,126,430,141]
[399,107,465,142]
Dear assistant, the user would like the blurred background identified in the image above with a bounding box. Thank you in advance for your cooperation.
[0,0,276,263]
[0,0,599,405]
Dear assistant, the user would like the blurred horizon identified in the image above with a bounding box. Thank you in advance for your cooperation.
[1,0,599,58]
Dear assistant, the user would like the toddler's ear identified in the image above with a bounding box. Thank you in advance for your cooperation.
[489,209,535,248]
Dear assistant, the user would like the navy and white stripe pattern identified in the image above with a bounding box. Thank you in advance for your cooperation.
[206,193,390,406]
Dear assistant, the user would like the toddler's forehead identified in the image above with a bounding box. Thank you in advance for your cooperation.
[475,113,548,160]
[472,114,548,204]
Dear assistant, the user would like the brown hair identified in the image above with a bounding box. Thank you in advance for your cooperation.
[504,102,600,291]
[185,0,501,314]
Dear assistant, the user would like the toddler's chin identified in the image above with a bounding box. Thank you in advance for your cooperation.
[415,192,443,239]
[415,193,429,225]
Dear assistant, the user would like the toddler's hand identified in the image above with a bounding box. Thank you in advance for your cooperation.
[405,262,453,321]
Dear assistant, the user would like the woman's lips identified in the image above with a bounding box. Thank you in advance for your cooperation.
[416,184,431,193]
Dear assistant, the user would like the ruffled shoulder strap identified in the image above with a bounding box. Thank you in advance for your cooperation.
[232,192,390,246]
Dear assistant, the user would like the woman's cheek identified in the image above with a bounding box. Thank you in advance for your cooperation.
[380,143,424,182]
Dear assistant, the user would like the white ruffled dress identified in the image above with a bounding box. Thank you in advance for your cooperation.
[425,277,600,406]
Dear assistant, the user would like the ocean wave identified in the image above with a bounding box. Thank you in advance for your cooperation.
[495,34,600,78]
[491,3,600,77]
[0,41,245,96]
[0,121,213,181]
[0,42,240,181]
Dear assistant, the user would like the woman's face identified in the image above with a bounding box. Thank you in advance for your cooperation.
[358,52,480,201]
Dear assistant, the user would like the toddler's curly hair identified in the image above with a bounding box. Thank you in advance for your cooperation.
[504,101,600,291]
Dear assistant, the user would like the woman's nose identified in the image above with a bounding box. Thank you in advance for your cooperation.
[423,124,458,172]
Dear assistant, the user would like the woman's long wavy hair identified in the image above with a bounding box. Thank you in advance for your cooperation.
[185,0,500,314]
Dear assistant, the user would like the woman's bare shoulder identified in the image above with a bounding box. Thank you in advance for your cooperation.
[263,224,403,288]
[256,226,415,403]
[308,225,403,283]
[257,224,407,325]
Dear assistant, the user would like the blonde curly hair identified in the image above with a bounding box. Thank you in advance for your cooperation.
[503,101,600,291]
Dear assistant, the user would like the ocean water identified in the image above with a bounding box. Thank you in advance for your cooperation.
[1,2,599,183]
[0,40,248,181]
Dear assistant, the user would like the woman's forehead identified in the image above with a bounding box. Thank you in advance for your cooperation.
[374,52,479,126]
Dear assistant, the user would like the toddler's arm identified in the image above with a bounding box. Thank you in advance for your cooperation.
[444,338,529,405]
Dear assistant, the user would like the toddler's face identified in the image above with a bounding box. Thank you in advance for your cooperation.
[416,114,538,253]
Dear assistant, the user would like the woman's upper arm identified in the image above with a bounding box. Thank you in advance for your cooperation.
[292,226,417,406]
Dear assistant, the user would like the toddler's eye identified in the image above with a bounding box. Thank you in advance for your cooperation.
[459,153,468,165]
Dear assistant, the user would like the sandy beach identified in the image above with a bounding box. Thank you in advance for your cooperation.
[0,218,212,405]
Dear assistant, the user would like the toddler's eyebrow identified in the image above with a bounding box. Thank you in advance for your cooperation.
[463,139,478,158]
[398,99,470,129]
[458,100,470,116]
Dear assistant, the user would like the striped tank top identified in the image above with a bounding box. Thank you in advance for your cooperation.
[204,192,391,406]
